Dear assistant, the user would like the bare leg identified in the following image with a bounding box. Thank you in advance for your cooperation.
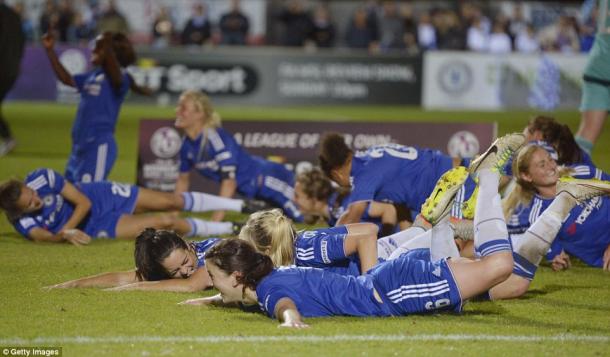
[115,213,191,239]
[133,188,183,213]
[576,110,607,153]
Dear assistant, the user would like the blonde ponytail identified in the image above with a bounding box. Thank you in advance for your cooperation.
[238,209,295,267]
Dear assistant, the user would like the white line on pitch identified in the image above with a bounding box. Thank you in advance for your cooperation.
[1,334,609,345]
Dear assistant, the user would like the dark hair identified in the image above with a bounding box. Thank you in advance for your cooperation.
[527,116,582,165]
[134,228,189,281]
[108,32,136,67]
[205,238,274,291]
[0,179,25,221]
[318,133,352,177]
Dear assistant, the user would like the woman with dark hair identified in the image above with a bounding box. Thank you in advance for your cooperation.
[180,144,610,324]
[42,31,146,183]
[179,146,527,326]
[523,116,594,166]
[45,228,219,292]
[0,168,263,243]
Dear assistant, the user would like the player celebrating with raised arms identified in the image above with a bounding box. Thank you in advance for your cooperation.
[42,31,138,183]
[0,168,266,244]
[173,90,302,222]
[179,136,528,326]
[45,228,218,292]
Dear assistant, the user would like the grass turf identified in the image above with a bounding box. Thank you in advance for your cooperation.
[0,102,609,356]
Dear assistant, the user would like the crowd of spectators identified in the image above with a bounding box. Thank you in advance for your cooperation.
[8,0,601,54]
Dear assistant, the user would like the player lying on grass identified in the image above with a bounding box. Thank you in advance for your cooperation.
[43,31,149,183]
[174,90,302,222]
[503,143,610,271]
[294,167,412,237]
[246,166,483,278]
[239,209,379,276]
[179,140,524,327]
[45,228,219,292]
[317,133,476,226]
[368,145,610,300]
[0,168,267,244]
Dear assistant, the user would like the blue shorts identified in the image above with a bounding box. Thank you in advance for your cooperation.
[65,136,117,183]
[78,182,139,238]
[255,160,303,222]
[370,256,463,315]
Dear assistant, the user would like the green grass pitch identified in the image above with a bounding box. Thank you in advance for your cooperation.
[1,102,609,356]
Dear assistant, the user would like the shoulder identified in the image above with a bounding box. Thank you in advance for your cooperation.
[26,168,64,191]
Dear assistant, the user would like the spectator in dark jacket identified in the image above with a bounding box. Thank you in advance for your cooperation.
[219,0,249,45]
[181,3,211,46]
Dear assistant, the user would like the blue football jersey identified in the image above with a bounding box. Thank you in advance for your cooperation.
[11,169,139,239]
[13,169,72,237]
[256,254,461,319]
[178,127,301,220]
[326,192,399,236]
[72,68,131,146]
[192,238,221,268]
[256,267,389,318]
[508,184,610,268]
[179,127,261,194]
[294,226,362,276]
[348,144,455,211]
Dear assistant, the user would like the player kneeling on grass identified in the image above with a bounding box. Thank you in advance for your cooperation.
[45,228,220,291]
[294,167,411,236]
[179,139,528,326]
[0,168,267,244]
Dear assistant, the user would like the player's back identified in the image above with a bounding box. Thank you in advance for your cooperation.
[256,266,389,318]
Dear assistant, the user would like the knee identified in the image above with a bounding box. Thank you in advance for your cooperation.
[490,252,514,283]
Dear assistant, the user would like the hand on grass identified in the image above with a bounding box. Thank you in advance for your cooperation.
[62,229,91,246]
[42,281,74,290]
[279,321,309,329]
[178,297,214,306]
[551,251,571,271]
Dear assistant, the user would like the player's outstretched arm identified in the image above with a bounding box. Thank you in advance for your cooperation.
[106,267,212,292]
[336,201,368,226]
[28,227,90,246]
[211,178,237,222]
[41,33,76,87]
[367,202,398,236]
[603,244,610,271]
[179,293,239,307]
[343,222,379,274]
[275,297,309,328]
[98,32,123,92]
[44,271,137,289]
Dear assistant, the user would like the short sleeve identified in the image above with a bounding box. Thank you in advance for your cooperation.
[12,216,41,239]
[259,285,300,319]
[209,129,239,179]
[179,142,193,173]
[73,72,89,92]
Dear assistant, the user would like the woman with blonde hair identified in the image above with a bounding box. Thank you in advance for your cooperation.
[174,90,302,222]
[239,208,379,276]
[502,143,610,275]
